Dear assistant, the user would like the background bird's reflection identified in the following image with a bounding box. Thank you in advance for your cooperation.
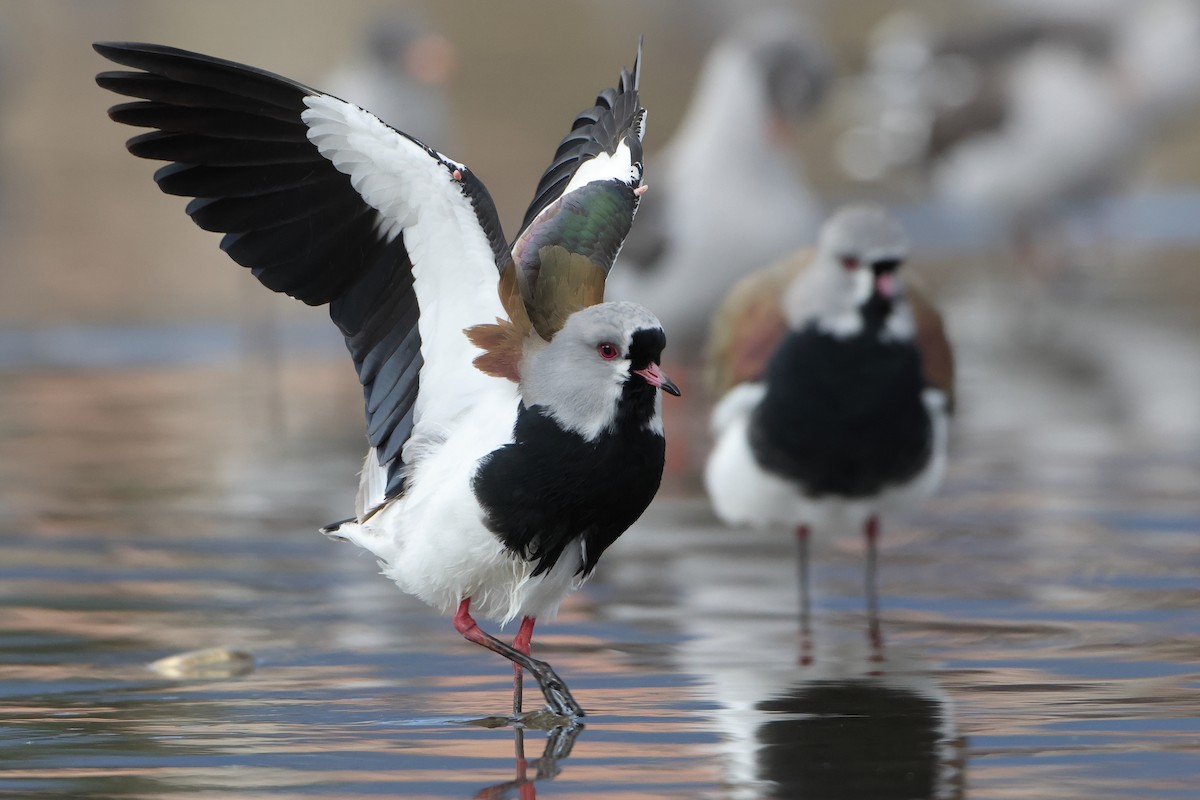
[687,621,963,799]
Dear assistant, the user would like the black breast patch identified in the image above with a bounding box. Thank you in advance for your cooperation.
[749,326,933,498]
[472,397,665,577]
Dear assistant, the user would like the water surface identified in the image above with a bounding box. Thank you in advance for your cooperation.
[1,327,1197,798]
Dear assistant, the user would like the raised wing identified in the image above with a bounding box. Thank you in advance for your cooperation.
[509,40,647,340]
[94,42,509,498]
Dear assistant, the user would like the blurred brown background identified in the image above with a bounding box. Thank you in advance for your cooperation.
[2,0,1198,381]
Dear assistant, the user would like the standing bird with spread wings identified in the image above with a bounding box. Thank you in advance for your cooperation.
[95,39,677,720]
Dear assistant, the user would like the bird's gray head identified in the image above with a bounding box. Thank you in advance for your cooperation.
[522,301,679,441]
[739,11,831,122]
[784,204,912,338]
[366,12,456,86]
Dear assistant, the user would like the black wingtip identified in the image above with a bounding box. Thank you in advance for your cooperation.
[93,41,171,65]
[633,36,643,93]
[320,517,355,536]
[515,41,648,237]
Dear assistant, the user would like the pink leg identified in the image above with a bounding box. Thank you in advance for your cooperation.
[453,599,582,718]
[796,525,813,666]
[864,515,885,661]
[512,616,535,716]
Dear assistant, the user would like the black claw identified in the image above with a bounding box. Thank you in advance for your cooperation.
[533,669,584,718]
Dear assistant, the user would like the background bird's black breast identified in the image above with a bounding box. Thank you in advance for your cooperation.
[749,327,932,498]
[472,404,665,578]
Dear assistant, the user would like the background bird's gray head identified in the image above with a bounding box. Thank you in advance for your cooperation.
[785,205,913,338]
[739,11,832,122]
[365,12,456,86]
[522,302,673,441]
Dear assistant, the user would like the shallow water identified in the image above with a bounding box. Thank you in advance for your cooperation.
[1,321,1198,799]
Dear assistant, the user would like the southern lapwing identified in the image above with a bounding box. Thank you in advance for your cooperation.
[704,204,952,651]
[95,40,677,719]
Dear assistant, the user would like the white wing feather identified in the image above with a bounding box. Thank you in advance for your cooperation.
[301,96,509,453]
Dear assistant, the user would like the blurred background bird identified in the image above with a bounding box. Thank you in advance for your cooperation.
[322,9,458,150]
[704,206,953,651]
[840,0,1200,292]
[831,0,1200,446]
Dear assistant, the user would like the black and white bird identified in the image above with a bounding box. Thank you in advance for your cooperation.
[605,10,830,351]
[704,205,953,646]
[95,40,678,719]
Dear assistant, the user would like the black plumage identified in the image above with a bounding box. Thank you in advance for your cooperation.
[473,326,668,577]
[473,398,665,578]
[749,326,933,499]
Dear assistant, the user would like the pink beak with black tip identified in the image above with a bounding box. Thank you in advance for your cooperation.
[633,362,681,396]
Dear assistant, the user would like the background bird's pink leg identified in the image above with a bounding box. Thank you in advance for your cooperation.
[864,515,884,660]
[796,525,813,665]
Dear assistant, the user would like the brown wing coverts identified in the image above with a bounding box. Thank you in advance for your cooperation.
[706,251,811,397]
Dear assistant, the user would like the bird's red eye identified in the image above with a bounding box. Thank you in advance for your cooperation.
[597,342,619,360]
[840,255,859,271]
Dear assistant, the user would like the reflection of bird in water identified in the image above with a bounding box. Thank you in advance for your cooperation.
[704,206,953,651]
[606,9,830,352]
[473,723,581,800]
[747,649,964,799]
[659,543,964,800]
[842,0,1200,289]
[97,40,676,720]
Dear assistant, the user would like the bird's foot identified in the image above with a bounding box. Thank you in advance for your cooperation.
[533,669,584,719]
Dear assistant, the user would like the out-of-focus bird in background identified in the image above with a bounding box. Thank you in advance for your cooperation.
[835,0,1200,446]
[606,9,831,352]
[704,206,953,652]
[323,10,458,151]
[840,0,1200,289]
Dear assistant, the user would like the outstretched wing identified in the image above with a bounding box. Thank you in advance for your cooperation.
[95,42,509,499]
[510,39,647,340]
